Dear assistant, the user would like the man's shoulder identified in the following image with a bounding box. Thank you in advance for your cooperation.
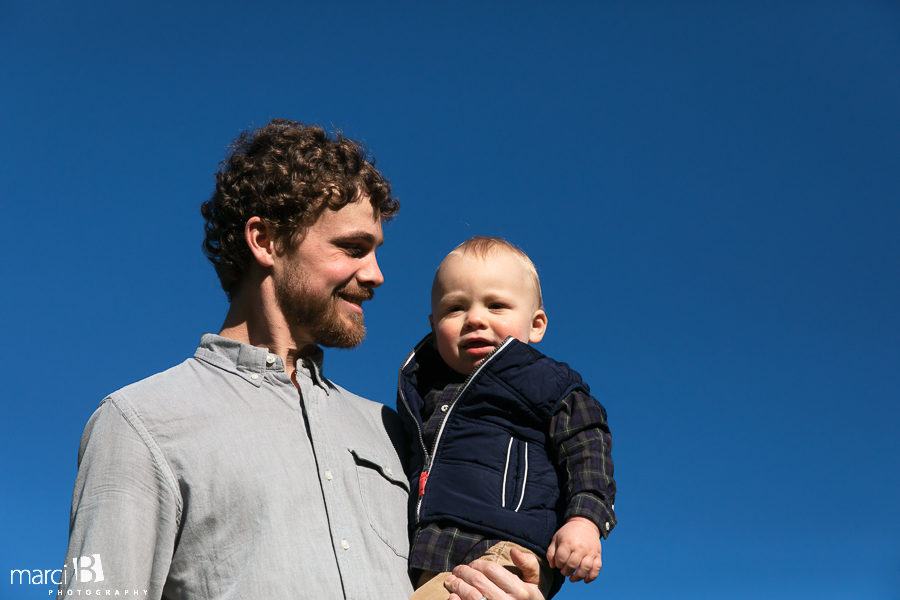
[110,355,199,396]
[101,352,217,421]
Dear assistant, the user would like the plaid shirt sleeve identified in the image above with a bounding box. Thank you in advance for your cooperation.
[550,388,617,538]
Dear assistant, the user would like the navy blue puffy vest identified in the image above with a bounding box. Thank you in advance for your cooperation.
[397,335,589,556]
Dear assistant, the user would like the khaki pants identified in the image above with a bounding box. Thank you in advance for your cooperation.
[410,541,552,600]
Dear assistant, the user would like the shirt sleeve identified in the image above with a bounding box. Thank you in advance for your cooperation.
[59,397,181,599]
[550,388,617,538]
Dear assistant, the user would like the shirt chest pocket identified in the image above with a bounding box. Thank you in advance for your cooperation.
[350,448,410,558]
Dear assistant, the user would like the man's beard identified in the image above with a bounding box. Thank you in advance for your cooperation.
[274,270,372,349]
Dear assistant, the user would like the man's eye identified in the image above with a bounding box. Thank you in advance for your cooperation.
[342,245,366,257]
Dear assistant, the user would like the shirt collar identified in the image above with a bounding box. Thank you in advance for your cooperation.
[293,346,329,391]
[194,333,328,390]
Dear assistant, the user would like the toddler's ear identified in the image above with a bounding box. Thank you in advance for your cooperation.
[428,314,435,334]
[529,309,548,344]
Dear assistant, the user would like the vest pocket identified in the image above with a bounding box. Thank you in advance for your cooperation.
[501,436,529,512]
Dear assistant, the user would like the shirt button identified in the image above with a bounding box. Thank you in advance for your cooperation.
[605,522,611,531]
[440,404,449,412]
[340,539,350,550]
[385,467,394,477]
[250,373,259,380]
[265,354,276,365]
[324,470,333,481]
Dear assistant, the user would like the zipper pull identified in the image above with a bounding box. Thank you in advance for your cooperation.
[418,472,429,497]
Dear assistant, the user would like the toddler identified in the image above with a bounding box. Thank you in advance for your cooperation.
[397,236,617,599]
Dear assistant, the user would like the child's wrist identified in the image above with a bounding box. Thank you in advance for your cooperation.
[566,515,601,536]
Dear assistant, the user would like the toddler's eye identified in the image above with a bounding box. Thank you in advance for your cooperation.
[488,303,508,310]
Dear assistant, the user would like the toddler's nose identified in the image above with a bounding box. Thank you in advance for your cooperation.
[463,307,488,330]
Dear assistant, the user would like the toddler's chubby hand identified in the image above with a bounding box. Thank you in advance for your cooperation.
[545,516,602,583]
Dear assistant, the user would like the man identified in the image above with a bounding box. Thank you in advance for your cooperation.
[60,120,542,600]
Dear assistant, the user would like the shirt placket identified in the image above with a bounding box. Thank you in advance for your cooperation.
[294,359,358,595]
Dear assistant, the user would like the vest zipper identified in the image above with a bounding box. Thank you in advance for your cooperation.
[398,342,429,458]
[406,336,516,521]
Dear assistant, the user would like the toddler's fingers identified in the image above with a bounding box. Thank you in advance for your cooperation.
[554,546,575,577]
[586,554,602,583]
[545,541,557,569]
[569,556,594,583]
[562,548,589,578]
[570,555,603,584]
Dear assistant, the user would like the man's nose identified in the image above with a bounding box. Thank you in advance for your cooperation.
[358,252,384,288]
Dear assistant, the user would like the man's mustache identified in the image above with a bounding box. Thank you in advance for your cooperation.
[337,285,374,303]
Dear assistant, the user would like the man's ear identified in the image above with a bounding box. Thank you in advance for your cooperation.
[528,309,548,344]
[245,217,276,268]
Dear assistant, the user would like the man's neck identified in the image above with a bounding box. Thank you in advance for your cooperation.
[219,282,316,381]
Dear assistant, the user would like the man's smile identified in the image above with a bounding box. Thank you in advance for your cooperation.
[337,288,374,313]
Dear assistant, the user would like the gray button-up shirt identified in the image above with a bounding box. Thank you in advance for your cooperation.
[60,334,413,599]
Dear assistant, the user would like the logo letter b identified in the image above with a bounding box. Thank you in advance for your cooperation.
[72,555,104,583]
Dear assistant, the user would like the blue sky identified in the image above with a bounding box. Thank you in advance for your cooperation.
[2,2,898,599]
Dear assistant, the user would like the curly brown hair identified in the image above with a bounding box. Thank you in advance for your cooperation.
[200,119,399,300]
